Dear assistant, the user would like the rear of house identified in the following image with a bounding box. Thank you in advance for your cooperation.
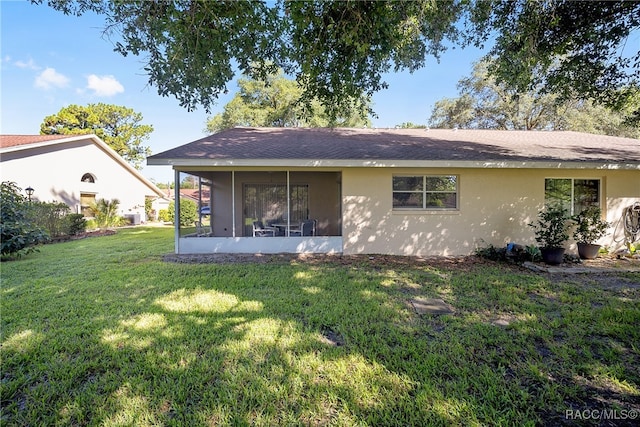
[147,127,640,256]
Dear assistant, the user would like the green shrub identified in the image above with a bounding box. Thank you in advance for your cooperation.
[475,241,542,263]
[91,198,126,228]
[28,201,70,237]
[64,214,86,236]
[529,205,570,249]
[0,181,49,258]
[85,219,99,231]
[145,197,153,221]
[158,209,170,222]
[167,199,197,226]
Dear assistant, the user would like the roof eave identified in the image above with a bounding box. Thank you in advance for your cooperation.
[146,158,640,170]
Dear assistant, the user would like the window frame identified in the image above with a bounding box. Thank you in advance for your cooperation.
[392,174,459,211]
[544,177,602,215]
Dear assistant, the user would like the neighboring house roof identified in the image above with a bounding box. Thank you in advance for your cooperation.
[147,127,640,169]
[180,188,211,202]
[0,134,72,149]
[1,134,165,198]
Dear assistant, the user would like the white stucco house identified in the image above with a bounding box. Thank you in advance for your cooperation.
[0,134,166,222]
[147,127,640,256]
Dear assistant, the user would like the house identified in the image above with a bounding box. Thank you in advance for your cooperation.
[0,134,166,223]
[146,127,640,256]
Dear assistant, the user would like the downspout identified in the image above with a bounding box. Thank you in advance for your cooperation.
[174,169,180,253]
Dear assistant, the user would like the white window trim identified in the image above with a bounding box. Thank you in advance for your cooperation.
[392,174,459,211]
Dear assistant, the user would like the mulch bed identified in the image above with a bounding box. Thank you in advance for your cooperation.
[49,229,117,243]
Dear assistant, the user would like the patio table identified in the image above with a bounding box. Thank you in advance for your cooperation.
[270,223,300,236]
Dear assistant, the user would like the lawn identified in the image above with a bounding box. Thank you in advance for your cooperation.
[1,227,639,426]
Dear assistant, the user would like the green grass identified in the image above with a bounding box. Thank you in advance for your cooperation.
[2,227,639,426]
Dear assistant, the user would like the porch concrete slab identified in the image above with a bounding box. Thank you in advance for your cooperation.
[410,297,455,315]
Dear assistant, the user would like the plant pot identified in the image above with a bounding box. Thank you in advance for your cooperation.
[541,247,565,265]
[577,242,601,259]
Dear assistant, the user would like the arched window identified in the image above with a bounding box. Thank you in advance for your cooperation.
[81,173,96,183]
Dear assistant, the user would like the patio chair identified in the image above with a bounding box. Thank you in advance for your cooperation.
[290,219,316,236]
[252,220,276,237]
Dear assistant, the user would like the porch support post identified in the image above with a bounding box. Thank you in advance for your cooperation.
[231,171,236,238]
[198,176,202,223]
[174,169,180,253]
[286,170,290,237]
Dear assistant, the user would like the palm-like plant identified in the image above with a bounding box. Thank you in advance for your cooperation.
[91,198,124,228]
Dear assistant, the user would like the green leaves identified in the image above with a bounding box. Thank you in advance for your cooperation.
[429,59,640,137]
[34,1,640,123]
[0,181,49,258]
[40,103,153,169]
[205,69,371,133]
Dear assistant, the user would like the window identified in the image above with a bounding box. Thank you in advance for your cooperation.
[545,178,600,214]
[80,193,96,217]
[393,175,458,210]
[81,173,96,183]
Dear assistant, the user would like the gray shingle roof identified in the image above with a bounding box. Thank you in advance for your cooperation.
[147,127,640,166]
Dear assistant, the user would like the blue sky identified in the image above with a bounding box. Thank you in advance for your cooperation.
[1,0,485,183]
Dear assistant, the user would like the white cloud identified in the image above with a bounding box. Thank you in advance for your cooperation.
[34,67,70,90]
[15,58,38,70]
[86,74,124,97]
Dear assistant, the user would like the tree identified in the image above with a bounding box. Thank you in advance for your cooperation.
[0,181,48,258]
[180,176,197,189]
[33,1,640,122]
[470,1,640,124]
[40,103,153,169]
[167,199,198,227]
[206,70,371,133]
[428,61,639,138]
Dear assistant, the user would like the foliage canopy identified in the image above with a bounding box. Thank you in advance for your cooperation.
[33,1,640,122]
[40,103,153,169]
[429,60,640,138]
[206,70,371,133]
[0,182,49,258]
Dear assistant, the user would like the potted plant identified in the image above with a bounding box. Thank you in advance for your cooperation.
[529,205,570,265]
[572,206,610,259]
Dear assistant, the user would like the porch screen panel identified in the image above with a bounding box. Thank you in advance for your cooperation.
[243,184,308,236]
[289,185,309,225]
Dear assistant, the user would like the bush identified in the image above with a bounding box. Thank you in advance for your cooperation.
[0,181,49,258]
[91,198,126,228]
[85,219,99,231]
[28,201,70,237]
[167,199,198,226]
[529,205,570,249]
[572,206,609,244]
[145,197,153,221]
[158,209,171,223]
[64,214,87,236]
[475,241,542,263]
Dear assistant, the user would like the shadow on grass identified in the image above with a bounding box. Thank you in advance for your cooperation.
[2,229,639,425]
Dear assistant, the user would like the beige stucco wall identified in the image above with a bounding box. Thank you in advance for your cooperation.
[1,139,159,220]
[342,167,640,256]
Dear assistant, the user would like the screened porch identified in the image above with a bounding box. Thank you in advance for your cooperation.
[172,170,343,254]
